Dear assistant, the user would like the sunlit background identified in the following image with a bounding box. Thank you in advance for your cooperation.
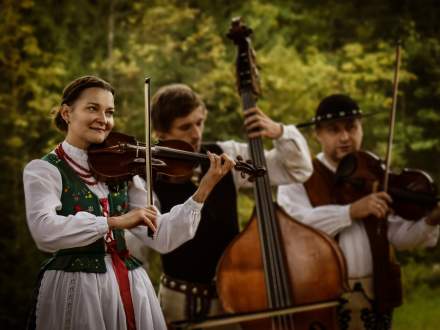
[1,1,440,328]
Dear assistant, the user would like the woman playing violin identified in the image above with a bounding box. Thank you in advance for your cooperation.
[23,75,235,330]
[278,94,440,330]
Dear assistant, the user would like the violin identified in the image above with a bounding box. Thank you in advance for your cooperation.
[88,131,266,183]
[335,150,439,221]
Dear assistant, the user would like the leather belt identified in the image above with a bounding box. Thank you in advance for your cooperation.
[161,274,218,298]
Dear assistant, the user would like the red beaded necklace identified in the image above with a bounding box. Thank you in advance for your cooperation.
[55,143,98,185]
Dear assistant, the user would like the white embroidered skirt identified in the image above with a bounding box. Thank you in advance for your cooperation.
[35,255,166,330]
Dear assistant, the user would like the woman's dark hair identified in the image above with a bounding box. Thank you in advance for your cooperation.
[151,84,206,133]
[52,75,115,131]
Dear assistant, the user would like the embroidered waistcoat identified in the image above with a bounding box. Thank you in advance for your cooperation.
[41,153,142,273]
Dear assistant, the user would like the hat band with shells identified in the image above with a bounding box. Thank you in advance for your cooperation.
[297,109,363,128]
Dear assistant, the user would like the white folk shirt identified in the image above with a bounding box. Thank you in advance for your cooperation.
[217,124,313,190]
[277,152,439,279]
[23,140,204,330]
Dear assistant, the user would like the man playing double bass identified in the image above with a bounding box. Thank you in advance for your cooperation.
[148,83,313,328]
[277,94,440,330]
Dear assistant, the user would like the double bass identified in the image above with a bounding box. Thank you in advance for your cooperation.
[216,18,348,330]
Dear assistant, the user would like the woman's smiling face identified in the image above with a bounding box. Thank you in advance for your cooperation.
[61,87,115,149]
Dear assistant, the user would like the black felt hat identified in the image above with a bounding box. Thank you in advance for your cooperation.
[297,94,365,128]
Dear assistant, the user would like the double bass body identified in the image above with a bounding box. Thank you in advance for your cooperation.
[217,205,348,330]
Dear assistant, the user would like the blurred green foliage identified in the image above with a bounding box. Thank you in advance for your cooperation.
[1,0,440,328]
[394,262,440,329]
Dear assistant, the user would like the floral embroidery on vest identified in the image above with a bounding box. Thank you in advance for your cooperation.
[40,153,142,272]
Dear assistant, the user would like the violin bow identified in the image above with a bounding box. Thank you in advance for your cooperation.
[383,41,402,192]
[144,77,155,238]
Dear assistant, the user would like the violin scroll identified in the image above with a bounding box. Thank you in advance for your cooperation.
[235,155,266,182]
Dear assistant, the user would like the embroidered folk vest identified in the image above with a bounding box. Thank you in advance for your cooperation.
[41,153,142,273]
[303,158,402,313]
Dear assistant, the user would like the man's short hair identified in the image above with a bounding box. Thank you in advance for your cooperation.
[151,84,206,133]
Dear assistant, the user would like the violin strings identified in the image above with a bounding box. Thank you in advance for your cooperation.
[126,142,257,177]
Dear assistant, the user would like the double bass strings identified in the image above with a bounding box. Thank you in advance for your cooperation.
[242,92,295,330]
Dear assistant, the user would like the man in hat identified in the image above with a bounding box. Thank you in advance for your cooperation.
[277,94,440,330]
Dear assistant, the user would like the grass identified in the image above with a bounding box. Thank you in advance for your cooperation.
[392,260,440,330]
[393,285,440,330]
